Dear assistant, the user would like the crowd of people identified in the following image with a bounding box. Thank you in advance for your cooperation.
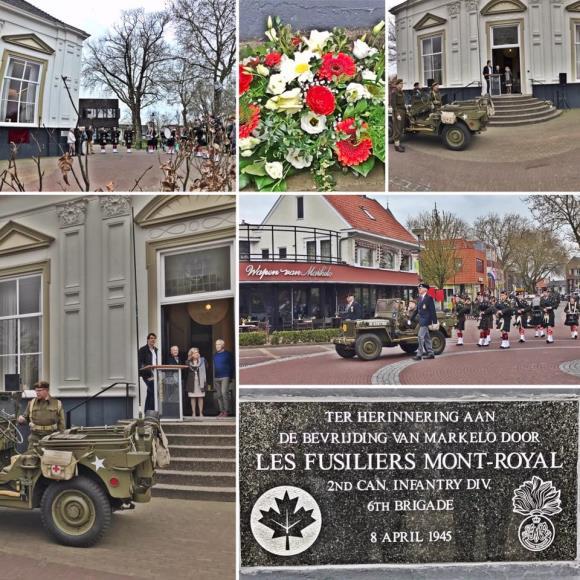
[65,115,236,157]
[138,333,235,419]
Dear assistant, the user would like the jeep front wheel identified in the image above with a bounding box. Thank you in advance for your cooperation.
[430,330,446,355]
[354,334,383,361]
[335,344,356,359]
[441,123,471,151]
[41,476,112,547]
[400,342,419,355]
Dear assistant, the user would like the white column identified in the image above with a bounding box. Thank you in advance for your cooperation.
[529,0,545,86]
[464,0,481,92]
[550,0,565,84]
[448,1,462,86]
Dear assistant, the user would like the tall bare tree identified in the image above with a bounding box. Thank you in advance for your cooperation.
[170,0,236,116]
[472,212,526,289]
[83,9,171,144]
[388,18,397,72]
[162,57,198,127]
[407,207,469,302]
[510,227,569,292]
[526,195,580,249]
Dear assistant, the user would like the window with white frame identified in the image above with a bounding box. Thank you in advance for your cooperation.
[382,250,395,270]
[576,24,580,80]
[357,247,374,268]
[421,35,443,86]
[0,56,42,124]
[0,274,42,390]
[162,244,233,300]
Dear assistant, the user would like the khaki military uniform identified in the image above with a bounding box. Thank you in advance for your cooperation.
[391,88,406,146]
[431,90,442,110]
[23,397,65,450]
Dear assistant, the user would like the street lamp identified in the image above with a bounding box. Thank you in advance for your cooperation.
[411,228,425,279]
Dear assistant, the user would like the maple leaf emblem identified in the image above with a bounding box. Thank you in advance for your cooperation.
[258,490,317,551]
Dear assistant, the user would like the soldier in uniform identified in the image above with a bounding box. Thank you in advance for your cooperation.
[513,290,530,343]
[495,290,513,349]
[529,291,544,337]
[342,292,363,320]
[99,128,108,153]
[111,127,120,153]
[17,381,65,450]
[430,81,442,110]
[476,293,494,347]
[411,82,423,105]
[540,288,556,344]
[391,78,406,153]
[564,295,579,339]
[124,128,134,153]
[454,295,469,346]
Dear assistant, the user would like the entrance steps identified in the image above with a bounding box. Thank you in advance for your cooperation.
[489,94,562,126]
[154,420,236,502]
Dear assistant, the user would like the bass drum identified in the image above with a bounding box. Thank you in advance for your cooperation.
[565,313,579,327]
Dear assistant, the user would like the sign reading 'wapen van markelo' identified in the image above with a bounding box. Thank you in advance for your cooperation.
[239,401,578,568]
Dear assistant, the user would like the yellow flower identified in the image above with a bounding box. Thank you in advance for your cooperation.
[265,88,303,115]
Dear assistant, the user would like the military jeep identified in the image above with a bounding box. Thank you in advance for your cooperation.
[0,392,168,547]
[389,96,494,151]
[332,299,457,361]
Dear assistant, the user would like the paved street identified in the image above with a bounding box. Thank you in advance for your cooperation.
[0,497,234,579]
[240,315,580,385]
[389,110,580,192]
[0,150,208,192]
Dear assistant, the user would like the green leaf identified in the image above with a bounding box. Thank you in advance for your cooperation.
[255,175,276,190]
[343,106,355,118]
[239,172,252,190]
[352,156,376,177]
[242,162,267,176]
[270,180,288,192]
[354,100,368,114]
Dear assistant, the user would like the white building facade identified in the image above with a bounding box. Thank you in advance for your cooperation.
[391,0,580,105]
[0,0,89,157]
[0,195,236,424]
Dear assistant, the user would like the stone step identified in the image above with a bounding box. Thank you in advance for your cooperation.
[168,456,236,472]
[166,433,235,446]
[156,469,235,487]
[169,444,236,459]
[489,109,563,127]
[492,102,551,114]
[161,421,235,435]
[153,483,235,502]
[492,94,535,101]
[491,107,557,122]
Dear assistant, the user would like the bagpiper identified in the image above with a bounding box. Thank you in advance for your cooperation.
[390,78,406,153]
[477,293,494,347]
[564,295,579,339]
[495,290,513,349]
[513,290,530,343]
[124,128,134,153]
[454,295,469,346]
[99,128,108,153]
[529,292,544,337]
[540,288,556,344]
[111,127,120,153]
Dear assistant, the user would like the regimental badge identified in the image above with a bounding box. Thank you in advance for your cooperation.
[512,476,562,552]
[250,485,322,556]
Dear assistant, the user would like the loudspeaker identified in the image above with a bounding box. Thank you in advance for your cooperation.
[559,73,567,87]
[4,374,20,392]
[427,78,434,88]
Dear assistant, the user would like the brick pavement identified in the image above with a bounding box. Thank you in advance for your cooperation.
[239,317,580,386]
[388,110,580,192]
[0,150,209,192]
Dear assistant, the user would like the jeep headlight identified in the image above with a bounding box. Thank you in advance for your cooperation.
[342,324,348,332]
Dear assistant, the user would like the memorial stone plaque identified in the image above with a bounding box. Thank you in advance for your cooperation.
[240,400,578,568]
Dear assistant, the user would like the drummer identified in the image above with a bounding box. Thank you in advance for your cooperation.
[564,295,579,339]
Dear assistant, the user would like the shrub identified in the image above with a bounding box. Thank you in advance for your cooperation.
[270,329,340,345]
[239,332,268,346]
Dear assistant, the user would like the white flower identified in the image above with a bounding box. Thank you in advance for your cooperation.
[280,51,315,83]
[265,88,303,114]
[353,39,378,60]
[303,30,332,55]
[265,28,277,42]
[301,111,327,134]
[265,161,284,179]
[267,73,287,95]
[285,148,313,169]
[239,137,260,151]
[345,82,371,102]
[256,64,270,77]
[361,69,378,82]
[373,21,385,35]
[241,150,254,157]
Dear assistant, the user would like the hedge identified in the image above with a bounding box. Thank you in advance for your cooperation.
[270,329,341,345]
[239,332,268,346]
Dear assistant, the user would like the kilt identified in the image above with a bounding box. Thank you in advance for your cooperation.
[529,310,543,326]
[541,310,555,328]
[565,312,579,327]
[456,317,466,331]
[478,315,492,331]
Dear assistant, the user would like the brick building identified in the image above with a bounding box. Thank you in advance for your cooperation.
[566,256,580,294]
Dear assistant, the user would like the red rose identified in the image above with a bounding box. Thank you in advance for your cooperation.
[291,36,302,47]
[306,85,335,116]
[239,64,253,95]
[264,52,282,67]
[318,52,356,81]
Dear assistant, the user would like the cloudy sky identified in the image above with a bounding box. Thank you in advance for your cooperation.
[239,194,532,226]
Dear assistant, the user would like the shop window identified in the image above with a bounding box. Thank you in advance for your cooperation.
[0,274,42,389]
[163,245,231,298]
[421,34,443,86]
[1,56,42,124]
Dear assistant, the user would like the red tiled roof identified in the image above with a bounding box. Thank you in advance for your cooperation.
[324,195,417,245]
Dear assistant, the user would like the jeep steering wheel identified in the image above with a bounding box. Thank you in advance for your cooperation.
[0,417,24,445]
